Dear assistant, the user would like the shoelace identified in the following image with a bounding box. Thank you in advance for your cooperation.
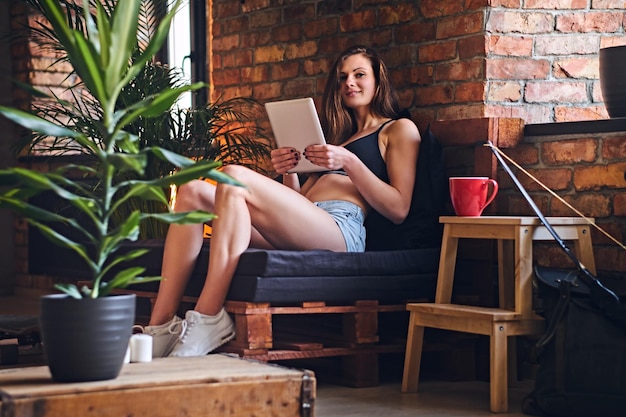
[171,319,188,342]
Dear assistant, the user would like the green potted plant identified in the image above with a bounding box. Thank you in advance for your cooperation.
[0,0,241,382]
[15,0,272,240]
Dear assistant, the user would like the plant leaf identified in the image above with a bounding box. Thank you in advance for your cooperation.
[144,210,217,225]
[53,283,84,299]
[0,106,88,140]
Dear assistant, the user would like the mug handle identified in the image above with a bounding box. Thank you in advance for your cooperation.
[482,179,499,209]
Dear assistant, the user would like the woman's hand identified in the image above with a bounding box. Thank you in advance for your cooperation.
[271,147,300,175]
[303,144,355,170]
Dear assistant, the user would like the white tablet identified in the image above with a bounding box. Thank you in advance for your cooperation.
[264,97,327,173]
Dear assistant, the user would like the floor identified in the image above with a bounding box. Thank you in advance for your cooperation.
[0,294,531,417]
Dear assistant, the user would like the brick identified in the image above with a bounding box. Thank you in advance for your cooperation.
[395,22,436,43]
[614,192,626,216]
[415,84,455,106]
[488,35,533,56]
[525,81,588,103]
[304,17,338,38]
[217,16,248,35]
[542,139,598,165]
[490,101,550,122]
[303,59,330,76]
[418,40,457,63]
[284,42,316,61]
[382,45,418,68]
[217,85,253,102]
[436,103,485,121]
[249,9,282,29]
[504,143,539,165]
[525,0,588,8]
[553,57,598,79]
[271,24,303,42]
[339,10,376,32]
[535,35,600,55]
[241,31,272,48]
[552,193,611,217]
[379,4,418,25]
[283,78,315,97]
[221,51,253,68]
[348,29,393,50]
[241,0,270,12]
[437,11,484,39]
[592,1,626,9]
[556,12,623,33]
[251,82,282,100]
[455,81,486,102]
[212,68,241,86]
[270,62,299,81]
[518,168,572,191]
[419,0,465,18]
[488,81,522,102]
[458,35,487,59]
[574,162,626,190]
[435,59,484,82]
[502,194,549,216]
[487,58,550,80]
[242,66,269,83]
[284,3,315,21]
[318,0,352,16]
[394,65,434,86]
[213,34,241,52]
[554,105,608,122]
[487,11,554,34]
[488,0,521,6]
[254,45,285,63]
[215,1,241,18]
[602,137,626,160]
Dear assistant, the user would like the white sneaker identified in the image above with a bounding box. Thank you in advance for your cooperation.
[135,315,184,358]
[168,309,235,357]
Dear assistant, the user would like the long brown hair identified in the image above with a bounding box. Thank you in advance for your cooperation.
[321,46,400,145]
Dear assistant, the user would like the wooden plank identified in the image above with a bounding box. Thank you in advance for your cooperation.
[0,355,314,417]
[429,117,524,148]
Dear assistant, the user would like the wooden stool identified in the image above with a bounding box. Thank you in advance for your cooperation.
[401,216,596,413]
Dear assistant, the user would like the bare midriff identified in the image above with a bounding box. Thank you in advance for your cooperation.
[303,173,369,215]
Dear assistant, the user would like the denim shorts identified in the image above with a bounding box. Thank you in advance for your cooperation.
[314,200,366,252]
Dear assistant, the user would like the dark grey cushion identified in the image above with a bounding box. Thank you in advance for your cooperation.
[183,244,439,304]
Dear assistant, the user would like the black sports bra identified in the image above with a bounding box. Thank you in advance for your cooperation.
[323,120,392,182]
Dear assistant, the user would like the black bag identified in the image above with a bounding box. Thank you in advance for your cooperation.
[522,266,626,417]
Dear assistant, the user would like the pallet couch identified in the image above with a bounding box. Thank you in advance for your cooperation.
[126,117,526,387]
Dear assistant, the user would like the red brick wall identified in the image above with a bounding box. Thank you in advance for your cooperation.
[211,0,626,125]
[501,133,626,277]
[6,1,626,293]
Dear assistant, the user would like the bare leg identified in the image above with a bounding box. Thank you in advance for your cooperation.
[150,178,276,325]
[149,180,214,325]
[193,165,347,316]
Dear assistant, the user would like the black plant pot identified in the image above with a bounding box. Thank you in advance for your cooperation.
[600,45,626,118]
[39,293,136,382]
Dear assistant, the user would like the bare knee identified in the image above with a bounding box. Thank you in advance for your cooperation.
[217,165,256,198]
[174,179,216,212]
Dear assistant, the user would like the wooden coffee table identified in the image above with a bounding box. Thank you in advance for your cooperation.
[0,354,315,417]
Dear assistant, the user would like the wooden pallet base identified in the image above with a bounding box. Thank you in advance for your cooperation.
[118,287,412,387]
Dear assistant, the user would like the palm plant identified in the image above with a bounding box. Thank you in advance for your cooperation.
[0,0,243,298]
[13,0,272,238]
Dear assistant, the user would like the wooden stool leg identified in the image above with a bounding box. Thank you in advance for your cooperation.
[490,323,508,413]
[402,313,425,393]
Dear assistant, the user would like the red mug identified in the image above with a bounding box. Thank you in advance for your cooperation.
[449,177,499,216]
